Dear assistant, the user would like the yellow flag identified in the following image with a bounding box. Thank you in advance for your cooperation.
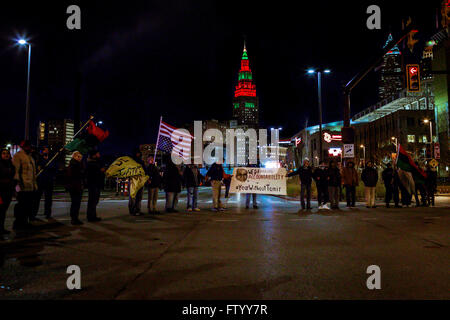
[129,175,149,198]
[106,156,146,178]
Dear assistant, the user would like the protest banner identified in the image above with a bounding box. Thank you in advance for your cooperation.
[229,167,287,195]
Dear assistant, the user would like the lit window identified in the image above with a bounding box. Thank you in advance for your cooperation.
[407,135,415,143]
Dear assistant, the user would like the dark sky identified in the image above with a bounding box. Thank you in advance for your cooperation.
[0,0,442,155]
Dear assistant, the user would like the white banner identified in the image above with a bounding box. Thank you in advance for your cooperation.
[230,167,287,195]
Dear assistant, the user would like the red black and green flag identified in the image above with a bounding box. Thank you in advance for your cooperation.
[65,121,109,154]
[396,144,427,183]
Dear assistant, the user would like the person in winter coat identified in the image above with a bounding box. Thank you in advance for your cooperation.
[313,161,329,209]
[425,164,437,207]
[146,156,162,214]
[287,158,313,210]
[34,147,56,218]
[12,140,38,230]
[381,163,400,208]
[206,162,225,211]
[0,148,15,234]
[413,162,428,207]
[163,156,183,213]
[66,151,84,225]
[361,160,378,208]
[129,148,145,215]
[326,160,341,209]
[183,164,204,212]
[86,150,104,222]
[341,160,359,208]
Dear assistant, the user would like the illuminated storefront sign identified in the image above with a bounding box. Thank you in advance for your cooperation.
[323,132,342,143]
[328,147,342,157]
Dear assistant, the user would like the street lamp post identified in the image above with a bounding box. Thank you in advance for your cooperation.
[307,68,330,163]
[423,119,433,159]
[18,39,32,140]
[360,144,365,167]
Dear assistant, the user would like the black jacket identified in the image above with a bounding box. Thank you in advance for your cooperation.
[163,163,182,193]
[287,166,313,185]
[326,167,341,187]
[86,158,105,189]
[361,167,378,187]
[206,163,224,181]
[183,166,204,188]
[66,159,84,192]
[313,167,328,187]
[147,164,162,188]
[382,167,394,185]
[36,157,56,187]
[0,159,15,194]
[425,169,437,190]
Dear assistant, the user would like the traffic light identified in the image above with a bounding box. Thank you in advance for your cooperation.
[407,29,419,53]
[406,64,420,92]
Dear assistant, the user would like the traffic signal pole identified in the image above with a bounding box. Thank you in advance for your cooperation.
[342,24,416,131]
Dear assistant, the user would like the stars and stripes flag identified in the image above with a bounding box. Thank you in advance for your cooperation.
[156,119,192,160]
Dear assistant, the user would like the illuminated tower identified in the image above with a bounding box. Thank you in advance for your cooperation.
[379,33,403,101]
[232,41,259,128]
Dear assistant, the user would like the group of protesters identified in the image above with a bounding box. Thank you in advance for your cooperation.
[0,140,106,233]
[287,157,438,211]
[0,140,440,234]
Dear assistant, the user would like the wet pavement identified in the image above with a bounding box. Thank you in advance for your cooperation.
[0,188,449,299]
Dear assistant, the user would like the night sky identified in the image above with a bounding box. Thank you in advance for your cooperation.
[0,0,442,156]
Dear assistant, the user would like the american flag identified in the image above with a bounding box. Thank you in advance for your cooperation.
[156,120,192,160]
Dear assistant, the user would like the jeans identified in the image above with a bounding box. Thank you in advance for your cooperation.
[211,180,222,209]
[300,184,311,209]
[245,193,257,208]
[87,186,101,219]
[187,187,198,209]
[147,187,159,211]
[345,185,356,207]
[69,189,82,220]
[34,183,53,217]
[317,184,328,206]
[365,186,376,207]
[328,186,340,208]
[165,192,179,210]
[0,191,12,230]
[128,187,143,214]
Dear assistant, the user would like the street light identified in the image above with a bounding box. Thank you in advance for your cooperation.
[360,144,366,166]
[307,68,331,162]
[423,119,432,144]
[17,38,32,140]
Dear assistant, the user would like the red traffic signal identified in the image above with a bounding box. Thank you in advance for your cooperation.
[406,64,420,92]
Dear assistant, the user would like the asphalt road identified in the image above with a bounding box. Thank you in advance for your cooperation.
[1,188,449,299]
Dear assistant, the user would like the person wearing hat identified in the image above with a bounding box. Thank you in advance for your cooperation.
[11,140,38,230]
[86,149,104,222]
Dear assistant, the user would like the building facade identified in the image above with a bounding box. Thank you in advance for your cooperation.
[379,33,404,101]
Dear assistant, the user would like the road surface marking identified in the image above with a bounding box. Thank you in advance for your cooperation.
[290,218,312,221]
[214,219,238,222]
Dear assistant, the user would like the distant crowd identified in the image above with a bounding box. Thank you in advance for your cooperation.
[0,140,438,235]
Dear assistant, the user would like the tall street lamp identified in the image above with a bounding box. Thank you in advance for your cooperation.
[360,144,366,167]
[307,68,331,162]
[423,119,433,159]
[18,39,32,140]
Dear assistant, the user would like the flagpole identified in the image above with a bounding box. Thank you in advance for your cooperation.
[154,116,162,165]
[36,115,94,177]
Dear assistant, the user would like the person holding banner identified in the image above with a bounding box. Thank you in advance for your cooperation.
[65,151,84,225]
[206,162,224,211]
[287,158,313,210]
[128,148,145,216]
